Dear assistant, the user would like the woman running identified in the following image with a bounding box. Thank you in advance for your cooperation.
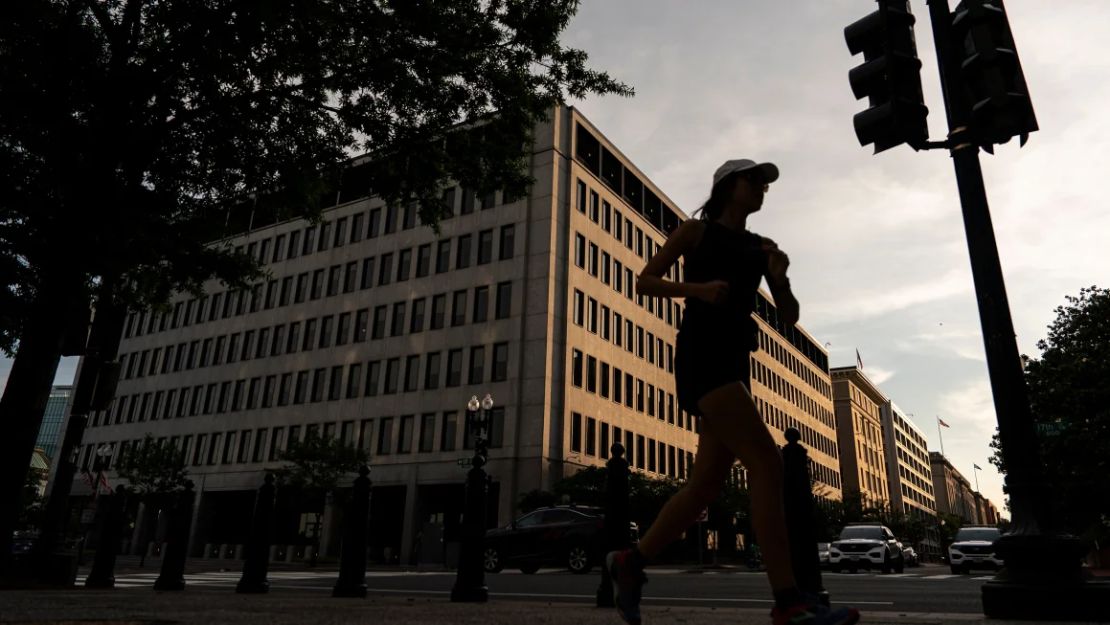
[605,159,860,625]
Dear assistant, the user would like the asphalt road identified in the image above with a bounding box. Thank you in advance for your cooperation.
[79,563,992,615]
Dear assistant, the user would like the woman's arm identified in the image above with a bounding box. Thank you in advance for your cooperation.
[762,238,800,326]
[636,220,715,300]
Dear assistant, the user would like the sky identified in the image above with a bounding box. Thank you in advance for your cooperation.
[558,0,1110,516]
[3,0,1106,518]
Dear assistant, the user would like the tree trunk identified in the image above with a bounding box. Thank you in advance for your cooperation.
[0,290,67,574]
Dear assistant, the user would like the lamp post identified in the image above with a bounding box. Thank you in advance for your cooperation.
[451,393,494,603]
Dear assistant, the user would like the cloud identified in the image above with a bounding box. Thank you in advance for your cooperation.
[863,365,895,386]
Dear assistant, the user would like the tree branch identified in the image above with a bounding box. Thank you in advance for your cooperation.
[80,0,116,38]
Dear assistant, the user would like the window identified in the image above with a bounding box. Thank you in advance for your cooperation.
[319,315,334,348]
[499,224,515,260]
[425,352,442,389]
[334,217,348,247]
[436,239,451,273]
[456,234,472,269]
[346,363,362,398]
[404,355,420,392]
[360,257,375,289]
[468,346,485,385]
[416,244,431,277]
[311,268,325,299]
[600,362,610,398]
[383,358,400,394]
[343,262,358,293]
[473,286,489,323]
[420,413,436,453]
[441,412,458,451]
[602,201,612,232]
[311,368,326,402]
[377,417,393,455]
[273,234,286,262]
[368,207,382,237]
[408,298,427,333]
[601,305,610,340]
[303,318,318,351]
[451,290,467,326]
[294,371,309,404]
[396,415,414,453]
[587,297,598,333]
[327,265,341,297]
[574,233,586,268]
[573,289,584,326]
[384,205,398,233]
[353,308,369,343]
[397,248,412,282]
[365,360,381,397]
[495,282,512,319]
[403,204,416,229]
[442,187,456,216]
[336,312,351,345]
[430,294,447,330]
[588,242,599,277]
[460,189,475,214]
[328,365,343,400]
[492,342,509,382]
[586,356,597,393]
[477,229,493,264]
[576,180,587,213]
[372,305,387,339]
[446,349,463,387]
[295,273,308,303]
[586,417,597,456]
[571,349,583,387]
[391,302,406,337]
[602,252,611,284]
[318,221,331,252]
[571,412,582,452]
[378,253,393,285]
[288,230,301,258]
[351,213,364,243]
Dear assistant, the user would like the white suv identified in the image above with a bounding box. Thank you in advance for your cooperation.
[948,526,1003,574]
[828,524,905,573]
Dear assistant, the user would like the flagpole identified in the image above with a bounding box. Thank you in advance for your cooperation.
[973,465,980,493]
[937,416,946,458]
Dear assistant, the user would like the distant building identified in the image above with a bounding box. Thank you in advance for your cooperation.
[929,452,977,523]
[831,367,889,506]
[35,385,73,463]
[880,401,939,558]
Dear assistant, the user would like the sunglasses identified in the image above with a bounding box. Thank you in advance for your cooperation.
[740,173,770,192]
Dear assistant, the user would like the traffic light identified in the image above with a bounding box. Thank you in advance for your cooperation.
[845,0,929,153]
[950,0,1037,149]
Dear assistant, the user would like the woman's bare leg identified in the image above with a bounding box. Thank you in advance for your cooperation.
[693,381,796,592]
[636,430,735,559]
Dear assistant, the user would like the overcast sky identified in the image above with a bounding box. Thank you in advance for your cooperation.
[4,0,1105,517]
[561,0,1110,515]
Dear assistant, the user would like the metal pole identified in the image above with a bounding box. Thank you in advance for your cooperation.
[923,1,1108,618]
[936,417,945,458]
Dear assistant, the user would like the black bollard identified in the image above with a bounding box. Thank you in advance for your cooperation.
[450,454,489,602]
[237,474,276,594]
[333,466,372,598]
[597,442,631,607]
[782,428,828,607]
[85,485,128,589]
[154,481,196,591]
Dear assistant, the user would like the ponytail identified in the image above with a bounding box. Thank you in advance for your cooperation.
[693,172,741,221]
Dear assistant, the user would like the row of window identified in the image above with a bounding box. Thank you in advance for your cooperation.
[752,395,838,461]
[570,348,694,433]
[120,283,513,381]
[94,343,511,428]
[124,224,516,340]
[576,178,679,272]
[571,289,675,374]
[573,231,683,331]
[757,330,831,398]
[751,358,835,430]
[897,463,936,499]
[569,411,692,480]
[84,404,505,474]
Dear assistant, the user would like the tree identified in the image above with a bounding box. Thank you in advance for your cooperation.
[113,434,189,565]
[0,0,631,563]
[274,435,367,565]
[989,286,1110,545]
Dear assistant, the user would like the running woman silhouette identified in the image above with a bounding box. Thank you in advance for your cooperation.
[605,160,860,625]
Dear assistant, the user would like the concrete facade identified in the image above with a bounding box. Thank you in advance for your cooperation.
[65,106,842,563]
[880,401,939,558]
[929,452,977,523]
[831,366,889,506]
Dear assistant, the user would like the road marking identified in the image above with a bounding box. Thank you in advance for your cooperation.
[922,574,959,579]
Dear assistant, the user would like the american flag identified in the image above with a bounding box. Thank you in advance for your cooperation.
[938,417,950,428]
[856,349,864,370]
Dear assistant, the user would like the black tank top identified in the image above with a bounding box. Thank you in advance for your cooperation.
[679,219,766,349]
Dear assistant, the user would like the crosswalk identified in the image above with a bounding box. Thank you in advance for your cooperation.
[77,568,994,589]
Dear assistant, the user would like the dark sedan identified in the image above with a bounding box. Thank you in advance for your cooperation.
[483,506,637,574]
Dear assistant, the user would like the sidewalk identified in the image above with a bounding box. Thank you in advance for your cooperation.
[0,588,1082,625]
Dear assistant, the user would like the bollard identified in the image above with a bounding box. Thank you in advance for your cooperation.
[237,474,276,594]
[154,481,196,591]
[450,455,489,602]
[782,428,828,607]
[333,466,372,598]
[85,485,129,589]
[597,442,631,607]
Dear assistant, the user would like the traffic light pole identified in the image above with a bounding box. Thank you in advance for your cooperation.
[923,1,1109,619]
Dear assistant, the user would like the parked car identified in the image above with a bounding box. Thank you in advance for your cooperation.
[828,523,905,574]
[817,542,831,568]
[483,506,638,574]
[902,545,919,567]
[948,526,1003,574]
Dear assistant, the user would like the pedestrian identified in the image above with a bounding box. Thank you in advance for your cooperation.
[605,160,859,625]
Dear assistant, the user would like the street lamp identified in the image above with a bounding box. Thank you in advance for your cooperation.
[451,393,495,603]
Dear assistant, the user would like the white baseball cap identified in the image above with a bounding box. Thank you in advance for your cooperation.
[712,159,780,188]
